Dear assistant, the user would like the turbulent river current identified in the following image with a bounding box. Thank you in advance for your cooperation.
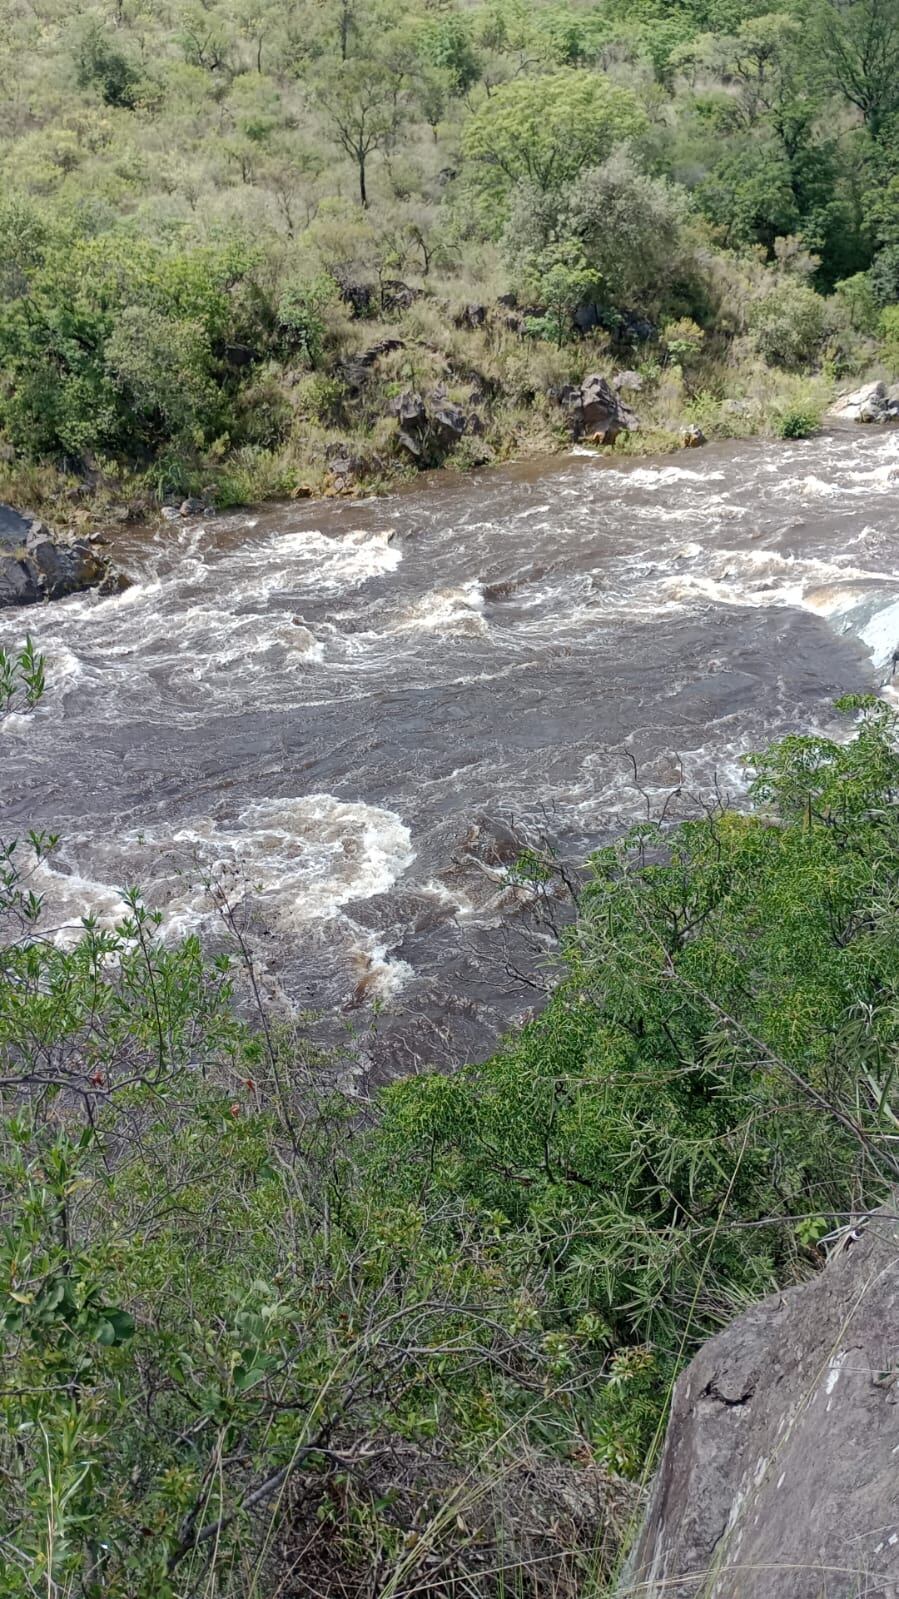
[3,427,899,1075]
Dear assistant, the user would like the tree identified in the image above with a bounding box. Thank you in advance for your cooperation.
[564,150,687,309]
[698,140,800,249]
[314,59,405,207]
[73,16,145,106]
[522,245,602,345]
[504,150,689,318]
[462,70,647,217]
[749,276,827,365]
[817,0,899,136]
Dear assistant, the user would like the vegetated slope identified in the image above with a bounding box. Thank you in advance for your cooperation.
[2,679,898,1595]
[1,0,899,511]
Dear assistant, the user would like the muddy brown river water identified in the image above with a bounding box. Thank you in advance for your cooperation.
[2,430,898,1075]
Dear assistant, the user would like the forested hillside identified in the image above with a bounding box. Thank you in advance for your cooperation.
[1,0,899,508]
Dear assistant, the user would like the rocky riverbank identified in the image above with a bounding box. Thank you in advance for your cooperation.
[1,345,897,568]
[0,504,123,610]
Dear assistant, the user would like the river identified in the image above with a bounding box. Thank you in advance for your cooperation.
[2,428,898,1077]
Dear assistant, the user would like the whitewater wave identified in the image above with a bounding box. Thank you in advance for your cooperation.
[29,795,415,946]
[389,580,488,637]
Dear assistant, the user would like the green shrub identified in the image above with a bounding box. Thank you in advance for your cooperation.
[881,303,899,370]
[834,271,880,334]
[376,701,899,1461]
[0,234,270,464]
[276,275,339,367]
[749,278,827,368]
[776,405,821,438]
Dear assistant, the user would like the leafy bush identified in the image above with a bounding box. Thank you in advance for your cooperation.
[0,840,624,1595]
[776,404,821,437]
[0,234,270,463]
[881,303,899,369]
[834,270,880,334]
[749,278,827,368]
[276,275,339,367]
[375,701,899,1462]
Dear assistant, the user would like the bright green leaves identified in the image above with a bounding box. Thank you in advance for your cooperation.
[375,705,899,1471]
[462,70,647,218]
[0,232,269,464]
[0,638,45,717]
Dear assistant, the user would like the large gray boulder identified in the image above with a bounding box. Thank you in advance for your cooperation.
[391,389,475,464]
[621,1207,899,1598]
[0,504,115,609]
[559,374,639,443]
[829,381,899,424]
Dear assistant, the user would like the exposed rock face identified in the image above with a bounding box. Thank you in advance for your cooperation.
[559,374,639,444]
[829,380,899,424]
[338,337,405,395]
[0,504,116,609]
[613,369,643,394]
[391,389,478,464]
[622,1208,899,1599]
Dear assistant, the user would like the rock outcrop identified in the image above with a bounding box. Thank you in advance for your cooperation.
[0,504,118,609]
[391,388,480,464]
[338,337,405,395]
[681,425,706,448]
[621,1207,899,1598]
[829,380,899,424]
[559,374,639,444]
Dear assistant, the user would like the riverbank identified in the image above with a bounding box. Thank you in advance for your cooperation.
[0,317,849,537]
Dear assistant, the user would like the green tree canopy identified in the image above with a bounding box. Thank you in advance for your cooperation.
[462,69,647,217]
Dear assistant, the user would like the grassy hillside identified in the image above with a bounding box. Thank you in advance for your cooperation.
[1,0,899,514]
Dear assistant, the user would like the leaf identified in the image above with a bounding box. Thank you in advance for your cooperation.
[104,1308,136,1342]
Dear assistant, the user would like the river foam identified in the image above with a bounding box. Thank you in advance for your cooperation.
[1,430,895,1063]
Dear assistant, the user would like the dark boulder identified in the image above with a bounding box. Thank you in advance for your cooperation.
[453,303,487,329]
[392,390,473,464]
[0,504,118,609]
[559,375,639,444]
[339,338,405,395]
[337,279,376,319]
[0,504,37,547]
[0,555,41,607]
[396,429,423,460]
[573,300,603,333]
[325,442,368,486]
[391,390,428,433]
[622,1206,899,1599]
[380,279,419,313]
[617,310,657,344]
[429,399,467,445]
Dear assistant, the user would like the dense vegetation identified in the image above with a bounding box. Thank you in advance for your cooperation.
[2,662,898,1594]
[1,0,899,511]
